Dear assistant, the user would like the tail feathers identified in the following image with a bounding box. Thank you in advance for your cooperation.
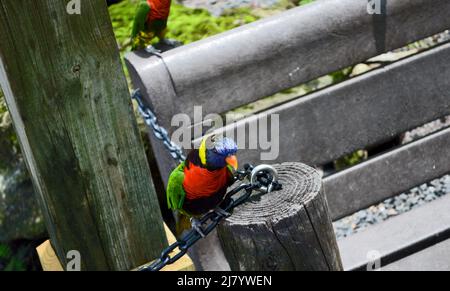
[175,212,192,238]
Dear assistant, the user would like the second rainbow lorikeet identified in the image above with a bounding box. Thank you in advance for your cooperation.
[131,0,181,52]
[167,135,238,236]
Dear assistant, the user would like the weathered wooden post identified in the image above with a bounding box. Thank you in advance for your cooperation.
[0,0,168,270]
[218,163,342,271]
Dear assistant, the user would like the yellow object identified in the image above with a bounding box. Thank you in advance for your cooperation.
[36,224,195,271]
[36,240,64,271]
[199,136,208,166]
[133,31,155,50]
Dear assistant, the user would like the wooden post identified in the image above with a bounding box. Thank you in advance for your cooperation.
[0,0,167,270]
[218,163,343,271]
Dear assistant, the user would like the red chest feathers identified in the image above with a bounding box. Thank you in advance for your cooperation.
[183,164,231,200]
[147,0,171,21]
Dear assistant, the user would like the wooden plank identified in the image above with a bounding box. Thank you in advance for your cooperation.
[325,127,450,221]
[338,194,450,271]
[155,224,195,271]
[38,224,195,271]
[194,42,450,168]
[126,0,450,123]
[383,239,450,271]
[0,0,167,270]
[36,240,64,272]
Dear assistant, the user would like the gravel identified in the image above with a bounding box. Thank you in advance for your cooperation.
[402,116,450,144]
[181,0,280,16]
[334,175,450,239]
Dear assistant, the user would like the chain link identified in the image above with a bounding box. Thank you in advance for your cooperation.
[132,89,186,163]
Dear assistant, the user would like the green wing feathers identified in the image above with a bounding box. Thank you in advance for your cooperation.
[167,162,186,211]
[131,0,151,39]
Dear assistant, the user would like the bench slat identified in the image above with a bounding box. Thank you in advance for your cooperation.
[197,42,450,168]
[125,0,450,123]
[338,194,450,271]
[325,127,450,221]
[383,239,450,271]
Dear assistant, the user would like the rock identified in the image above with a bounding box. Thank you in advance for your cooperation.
[387,209,398,217]
[351,64,372,76]
[367,49,419,63]
[419,184,428,191]
[424,195,435,202]
[401,116,450,144]
[0,164,47,242]
[0,92,46,242]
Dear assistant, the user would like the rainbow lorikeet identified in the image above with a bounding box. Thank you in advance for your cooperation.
[167,135,238,236]
[131,0,181,52]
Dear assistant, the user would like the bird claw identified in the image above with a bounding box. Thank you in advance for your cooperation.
[190,218,206,238]
[144,45,162,56]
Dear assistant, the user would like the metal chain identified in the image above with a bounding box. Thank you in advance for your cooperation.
[136,164,282,272]
[132,89,186,163]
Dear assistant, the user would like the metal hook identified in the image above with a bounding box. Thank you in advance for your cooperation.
[250,164,279,194]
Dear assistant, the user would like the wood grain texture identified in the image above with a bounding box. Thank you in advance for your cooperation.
[36,240,64,272]
[0,0,167,270]
[218,163,342,271]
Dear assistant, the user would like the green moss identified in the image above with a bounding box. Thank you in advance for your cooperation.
[330,66,354,84]
[168,6,258,43]
[0,90,21,174]
[0,243,26,271]
[0,90,6,114]
[334,150,368,171]
[299,0,315,6]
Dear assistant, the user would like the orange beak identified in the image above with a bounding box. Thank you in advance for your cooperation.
[225,155,238,172]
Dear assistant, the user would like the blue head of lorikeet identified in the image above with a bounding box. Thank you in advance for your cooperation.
[201,135,238,171]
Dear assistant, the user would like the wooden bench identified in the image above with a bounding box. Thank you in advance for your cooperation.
[125,0,450,270]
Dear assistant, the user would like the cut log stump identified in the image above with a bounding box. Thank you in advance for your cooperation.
[218,162,343,271]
